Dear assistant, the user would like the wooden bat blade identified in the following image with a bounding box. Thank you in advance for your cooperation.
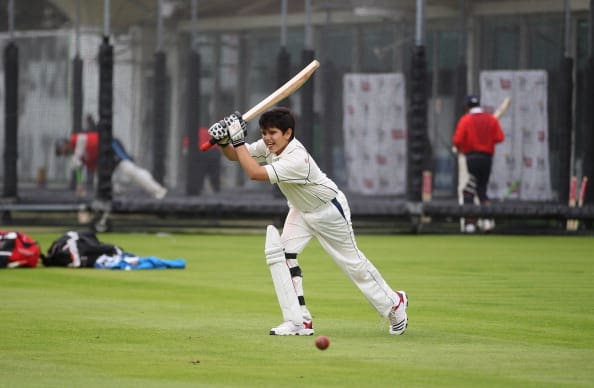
[578,176,588,207]
[201,59,320,151]
[242,59,320,122]
[493,96,511,119]
[567,176,579,230]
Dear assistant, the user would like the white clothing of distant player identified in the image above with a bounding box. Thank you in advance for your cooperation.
[248,138,399,317]
[70,134,167,199]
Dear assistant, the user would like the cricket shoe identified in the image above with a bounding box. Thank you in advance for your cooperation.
[269,320,314,336]
[388,291,408,335]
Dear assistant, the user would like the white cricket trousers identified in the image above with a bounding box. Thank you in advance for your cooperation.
[113,159,166,199]
[280,191,399,317]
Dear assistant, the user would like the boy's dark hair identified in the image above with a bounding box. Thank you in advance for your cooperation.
[259,107,295,140]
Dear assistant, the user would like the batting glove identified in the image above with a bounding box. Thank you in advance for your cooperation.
[216,135,230,147]
[225,111,247,147]
[208,120,229,142]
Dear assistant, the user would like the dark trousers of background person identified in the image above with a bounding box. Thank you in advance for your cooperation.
[196,152,221,193]
[463,152,493,205]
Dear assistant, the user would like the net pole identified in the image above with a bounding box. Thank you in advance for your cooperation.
[300,0,315,152]
[152,0,168,185]
[186,0,201,195]
[408,0,429,203]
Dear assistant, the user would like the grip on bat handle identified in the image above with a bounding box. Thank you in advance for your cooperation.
[200,137,218,152]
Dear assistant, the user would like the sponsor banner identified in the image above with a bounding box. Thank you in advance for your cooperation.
[481,70,552,200]
[343,73,407,195]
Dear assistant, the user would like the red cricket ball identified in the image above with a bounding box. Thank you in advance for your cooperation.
[315,335,330,350]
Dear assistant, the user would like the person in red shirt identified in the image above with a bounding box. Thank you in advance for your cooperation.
[66,132,100,172]
[452,95,505,232]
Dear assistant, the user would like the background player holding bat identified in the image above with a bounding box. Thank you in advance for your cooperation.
[453,95,505,233]
[207,107,408,336]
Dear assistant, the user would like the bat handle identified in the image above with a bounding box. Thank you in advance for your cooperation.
[200,137,218,152]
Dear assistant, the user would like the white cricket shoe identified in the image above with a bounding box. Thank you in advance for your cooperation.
[269,320,314,336]
[388,291,408,335]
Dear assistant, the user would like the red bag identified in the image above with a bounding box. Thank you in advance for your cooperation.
[0,231,41,268]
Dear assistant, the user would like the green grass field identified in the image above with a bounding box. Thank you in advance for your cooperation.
[2,232,593,387]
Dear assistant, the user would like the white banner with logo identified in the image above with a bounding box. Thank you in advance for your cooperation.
[480,70,552,201]
[342,74,407,195]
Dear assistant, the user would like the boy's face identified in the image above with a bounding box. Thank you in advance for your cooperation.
[261,126,292,154]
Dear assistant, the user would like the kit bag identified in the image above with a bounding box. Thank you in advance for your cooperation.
[42,231,120,268]
[0,231,41,268]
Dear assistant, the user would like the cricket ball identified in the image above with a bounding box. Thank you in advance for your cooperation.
[315,336,330,350]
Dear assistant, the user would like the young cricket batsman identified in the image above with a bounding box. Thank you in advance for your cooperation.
[208,107,408,336]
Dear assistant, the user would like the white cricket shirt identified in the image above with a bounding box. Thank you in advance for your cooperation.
[247,138,339,212]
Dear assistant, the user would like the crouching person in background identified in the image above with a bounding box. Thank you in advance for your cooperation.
[55,130,167,200]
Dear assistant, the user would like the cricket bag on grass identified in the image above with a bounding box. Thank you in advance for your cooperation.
[42,231,122,268]
[0,231,42,268]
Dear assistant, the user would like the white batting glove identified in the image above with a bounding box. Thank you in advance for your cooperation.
[224,111,247,147]
[207,120,231,147]
[215,134,230,147]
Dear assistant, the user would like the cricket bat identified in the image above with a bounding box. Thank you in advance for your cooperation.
[578,177,589,208]
[568,176,588,231]
[201,59,320,151]
[75,167,86,198]
[493,97,511,119]
[576,176,589,230]
[422,170,432,223]
[566,176,578,231]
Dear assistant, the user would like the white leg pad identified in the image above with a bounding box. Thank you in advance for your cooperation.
[265,225,302,324]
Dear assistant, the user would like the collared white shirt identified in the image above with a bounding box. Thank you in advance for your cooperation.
[247,138,339,212]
